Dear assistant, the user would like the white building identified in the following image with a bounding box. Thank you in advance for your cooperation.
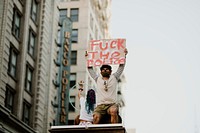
[58,0,112,124]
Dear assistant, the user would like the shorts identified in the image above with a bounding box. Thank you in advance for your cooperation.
[94,103,119,115]
[79,121,92,126]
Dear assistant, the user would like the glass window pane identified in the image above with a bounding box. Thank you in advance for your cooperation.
[72,29,78,43]
[28,31,36,56]
[23,102,30,125]
[70,73,76,88]
[70,8,78,22]
[15,14,20,38]
[11,53,17,65]
[60,9,67,18]
[29,48,34,56]
[71,51,77,65]
[70,96,75,102]
[69,96,75,112]
[27,82,30,92]
[5,87,15,113]
[26,66,32,92]
[70,74,76,80]
[15,15,20,27]
[12,8,21,39]
[28,70,32,80]
[8,47,18,77]
[31,0,38,22]
[10,67,15,77]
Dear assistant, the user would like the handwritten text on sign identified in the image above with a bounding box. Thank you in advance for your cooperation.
[87,39,126,67]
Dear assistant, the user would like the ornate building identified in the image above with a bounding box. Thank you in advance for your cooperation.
[0,0,60,132]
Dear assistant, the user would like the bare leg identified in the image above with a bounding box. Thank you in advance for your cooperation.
[108,104,119,123]
[93,113,101,124]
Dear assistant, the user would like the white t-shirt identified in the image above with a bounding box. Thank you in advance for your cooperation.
[88,64,125,105]
[79,97,93,122]
[95,74,118,105]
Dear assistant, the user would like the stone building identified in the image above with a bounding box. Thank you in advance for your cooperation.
[57,0,113,125]
[0,0,125,133]
[0,0,60,132]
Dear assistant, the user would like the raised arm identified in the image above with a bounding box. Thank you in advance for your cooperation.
[78,81,84,99]
[113,48,128,80]
[85,51,98,81]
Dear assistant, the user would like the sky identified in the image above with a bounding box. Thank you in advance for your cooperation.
[110,0,200,133]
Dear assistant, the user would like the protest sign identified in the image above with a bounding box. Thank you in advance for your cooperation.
[86,39,126,67]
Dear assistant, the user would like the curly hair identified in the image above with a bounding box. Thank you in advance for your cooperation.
[85,89,96,114]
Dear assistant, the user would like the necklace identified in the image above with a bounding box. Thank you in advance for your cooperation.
[104,80,108,91]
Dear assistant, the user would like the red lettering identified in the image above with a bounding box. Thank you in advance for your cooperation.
[111,51,120,59]
[90,40,100,50]
[114,58,125,64]
[100,51,109,59]
[102,58,113,65]
[87,60,93,67]
[99,41,108,50]
[117,39,125,50]
[94,59,102,66]
[110,40,117,49]
[88,51,98,59]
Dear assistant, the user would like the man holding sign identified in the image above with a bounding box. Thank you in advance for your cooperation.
[85,39,128,124]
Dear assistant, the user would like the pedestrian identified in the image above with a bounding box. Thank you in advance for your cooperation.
[85,48,128,124]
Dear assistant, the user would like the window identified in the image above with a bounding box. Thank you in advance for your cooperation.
[70,8,79,22]
[71,51,77,65]
[71,29,78,43]
[28,29,36,57]
[22,101,31,125]
[30,0,38,22]
[12,7,22,40]
[25,64,33,93]
[8,45,18,78]
[5,86,15,113]
[59,9,67,18]
[69,96,75,112]
[70,73,76,88]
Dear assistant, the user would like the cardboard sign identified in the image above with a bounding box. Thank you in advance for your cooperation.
[87,39,126,67]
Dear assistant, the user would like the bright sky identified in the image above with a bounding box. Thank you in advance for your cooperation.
[111,1,200,133]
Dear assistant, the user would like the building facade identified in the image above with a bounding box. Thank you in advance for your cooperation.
[0,0,60,132]
[57,0,113,125]
[0,0,125,132]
